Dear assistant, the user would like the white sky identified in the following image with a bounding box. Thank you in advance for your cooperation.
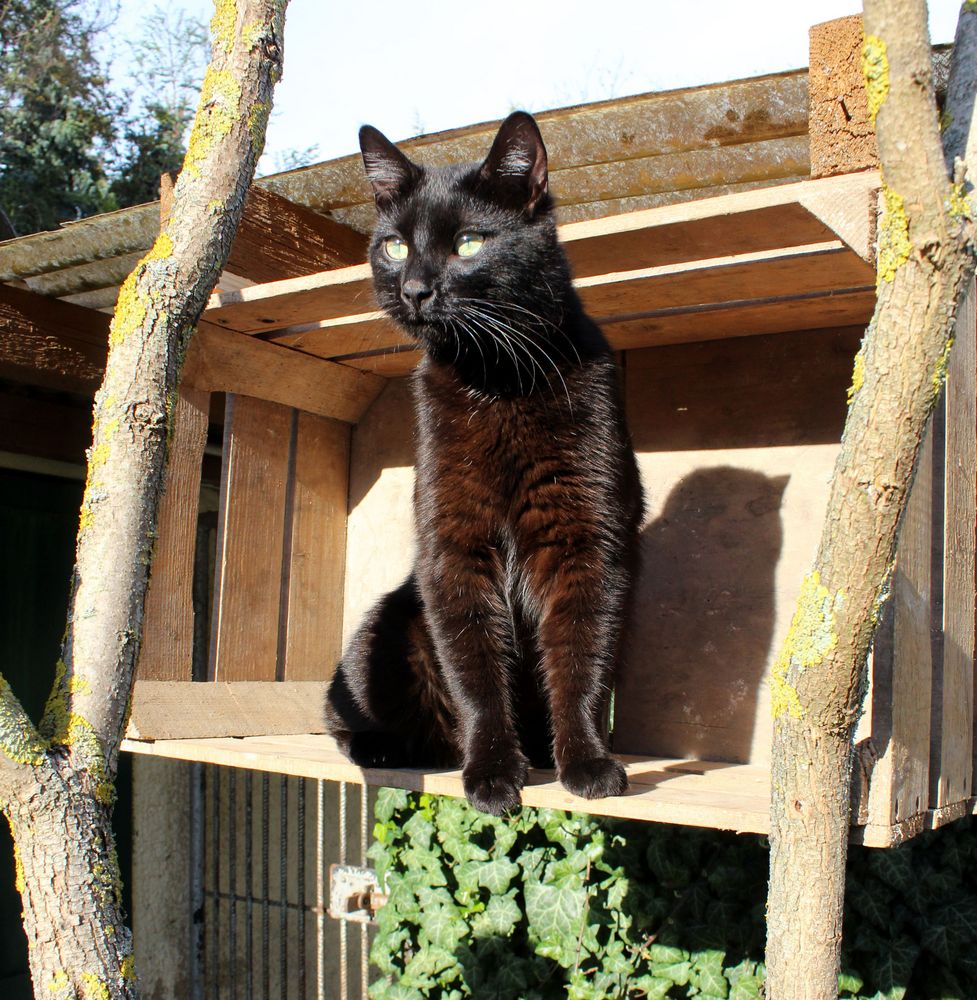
[103,0,965,176]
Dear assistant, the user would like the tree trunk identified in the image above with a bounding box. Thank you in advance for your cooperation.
[0,0,289,995]
[765,2,977,996]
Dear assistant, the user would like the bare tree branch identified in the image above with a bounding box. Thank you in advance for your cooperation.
[765,1,977,996]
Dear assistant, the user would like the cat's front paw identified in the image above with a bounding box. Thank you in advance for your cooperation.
[348,731,405,768]
[462,755,529,816]
[559,756,628,799]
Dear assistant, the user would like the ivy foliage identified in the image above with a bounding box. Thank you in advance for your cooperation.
[369,790,977,999]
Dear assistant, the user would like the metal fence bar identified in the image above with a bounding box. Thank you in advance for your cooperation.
[298,779,307,1000]
[229,769,238,1000]
[280,775,288,1000]
[245,773,254,1000]
[316,780,326,1000]
[339,781,348,1000]
[190,761,205,1000]
[262,773,270,1000]
[212,766,221,1000]
[360,785,369,999]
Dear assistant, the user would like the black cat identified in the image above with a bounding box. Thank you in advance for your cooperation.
[326,112,644,815]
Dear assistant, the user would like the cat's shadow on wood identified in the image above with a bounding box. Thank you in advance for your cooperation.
[614,467,788,767]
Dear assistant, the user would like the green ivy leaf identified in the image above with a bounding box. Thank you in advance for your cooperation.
[478,856,521,895]
[690,949,728,998]
[472,892,522,939]
[729,976,763,999]
[650,961,692,987]
[375,787,410,824]
[419,905,467,952]
[525,879,588,962]
[630,974,674,999]
[837,970,864,994]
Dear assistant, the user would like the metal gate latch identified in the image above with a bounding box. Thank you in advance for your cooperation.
[328,865,387,923]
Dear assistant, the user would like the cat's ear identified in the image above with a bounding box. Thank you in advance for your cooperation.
[477,111,548,215]
[359,125,419,208]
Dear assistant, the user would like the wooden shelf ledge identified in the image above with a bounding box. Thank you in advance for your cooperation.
[199,171,880,370]
[122,732,771,834]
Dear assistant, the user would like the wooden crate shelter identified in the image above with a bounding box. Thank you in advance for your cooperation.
[122,147,977,849]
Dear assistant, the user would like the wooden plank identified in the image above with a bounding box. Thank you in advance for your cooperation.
[138,386,210,681]
[269,287,874,368]
[266,312,412,358]
[204,264,374,334]
[125,681,332,739]
[577,241,873,318]
[281,412,350,679]
[123,732,772,834]
[862,418,935,826]
[601,290,875,351]
[0,283,108,393]
[336,350,424,378]
[203,174,879,338]
[937,278,976,807]
[808,15,879,178]
[343,379,417,644]
[190,321,384,424]
[259,70,809,218]
[161,172,367,283]
[560,172,879,278]
[210,395,292,681]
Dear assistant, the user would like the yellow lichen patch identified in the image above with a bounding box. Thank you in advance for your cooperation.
[965,1,977,13]
[207,198,225,214]
[947,182,974,222]
[47,971,70,994]
[243,18,264,48]
[877,183,911,286]
[211,0,237,51]
[847,345,865,405]
[932,336,955,399]
[0,676,48,766]
[862,35,889,125]
[144,232,174,262]
[80,973,110,1000]
[12,836,24,893]
[248,101,270,152]
[184,66,243,178]
[108,271,149,349]
[770,571,845,721]
[120,953,136,983]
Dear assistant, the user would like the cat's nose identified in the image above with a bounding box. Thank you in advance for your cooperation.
[401,279,436,313]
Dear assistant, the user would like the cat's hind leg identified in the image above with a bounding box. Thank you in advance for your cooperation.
[325,575,459,769]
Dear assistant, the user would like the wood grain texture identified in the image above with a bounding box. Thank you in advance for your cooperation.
[120,730,927,846]
[225,184,367,281]
[808,15,880,178]
[861,419,934,826]
[210,395,292,681]
[125,681,332,738]
[191,320,384,424]
[138,386,210,681]
[258,70,809,220]
[0,283,109,392]
[202,174,879,339]
[937,278,976,807]
[281,412,351,679]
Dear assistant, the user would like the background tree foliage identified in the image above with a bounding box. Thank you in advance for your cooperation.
[0,0,208,239]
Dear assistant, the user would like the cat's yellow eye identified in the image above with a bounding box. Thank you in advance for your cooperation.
[383,236,409,261]
[455,232,485,258]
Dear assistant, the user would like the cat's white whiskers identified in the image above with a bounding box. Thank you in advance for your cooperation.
[457,307,530,396]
